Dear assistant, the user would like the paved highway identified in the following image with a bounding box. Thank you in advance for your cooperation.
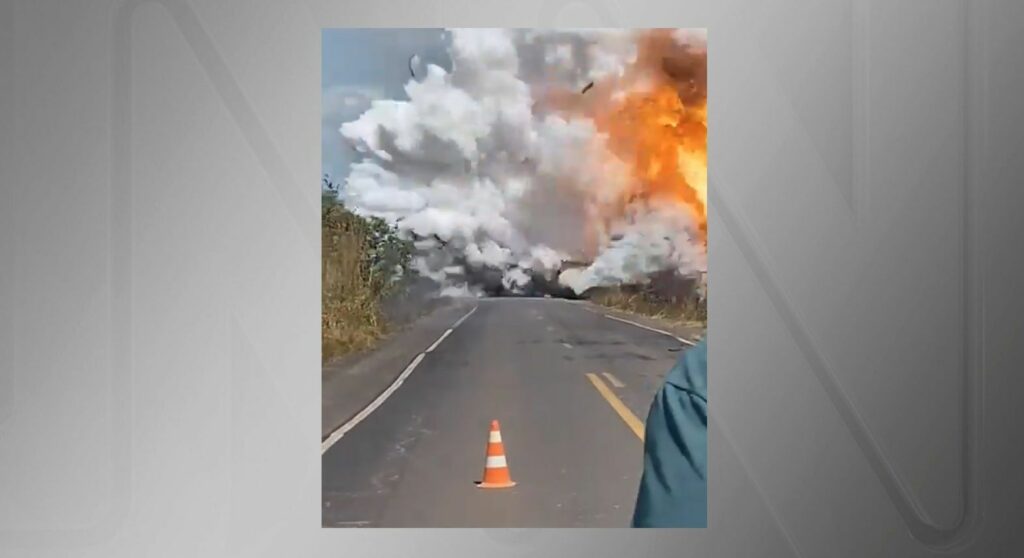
[322,297,700,527]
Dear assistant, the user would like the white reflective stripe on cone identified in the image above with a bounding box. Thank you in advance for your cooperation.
[485,455,507,468]
[489,431,502,443]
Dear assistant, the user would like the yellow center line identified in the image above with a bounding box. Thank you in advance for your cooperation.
[586,373,645,441]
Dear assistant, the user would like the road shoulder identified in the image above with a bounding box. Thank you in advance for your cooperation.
[579,300,706,344]
[322,298,475,440]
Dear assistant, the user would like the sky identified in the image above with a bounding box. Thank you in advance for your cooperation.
[321,29,452,182]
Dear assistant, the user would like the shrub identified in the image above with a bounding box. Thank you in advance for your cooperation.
[322,176,412,362]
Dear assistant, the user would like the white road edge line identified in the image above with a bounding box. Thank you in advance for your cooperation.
[426,329,452,353]
[321,305,478,455]
[562,342,573,349]
[603,313,697,346]
[602,372,626,388]
[452,305,477,328]
[321,353,424,454]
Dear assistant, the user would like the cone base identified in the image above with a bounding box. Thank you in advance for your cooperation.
[475,480,517,489]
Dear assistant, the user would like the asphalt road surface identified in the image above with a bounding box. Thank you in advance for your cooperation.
[322,297,699,527]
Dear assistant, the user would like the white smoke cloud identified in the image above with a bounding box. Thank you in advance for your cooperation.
[337,28,704,295]
[558,202,706,294]
[439,283,481,298]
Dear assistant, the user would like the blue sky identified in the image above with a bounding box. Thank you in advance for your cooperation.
[321,29,452,182]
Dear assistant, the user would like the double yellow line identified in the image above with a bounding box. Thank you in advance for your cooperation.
[585,373,645,441]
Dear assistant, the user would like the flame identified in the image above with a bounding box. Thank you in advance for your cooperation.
[532,27,708,259]
[594,82,707,242]
[588,30,707,246]
[538,29,708,259]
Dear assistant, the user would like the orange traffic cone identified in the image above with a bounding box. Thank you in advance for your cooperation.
[476,420,516,489]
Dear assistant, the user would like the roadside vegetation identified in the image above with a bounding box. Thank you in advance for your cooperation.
[322,176,412,362]
[589,283,707,328]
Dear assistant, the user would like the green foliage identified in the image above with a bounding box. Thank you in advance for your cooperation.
[321,175,413,361]
[362,215,413,295]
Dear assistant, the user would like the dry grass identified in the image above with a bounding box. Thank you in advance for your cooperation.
[321,204,387,362]
[589,285,707,327]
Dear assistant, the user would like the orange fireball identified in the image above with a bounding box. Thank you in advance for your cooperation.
[590,29,707,245]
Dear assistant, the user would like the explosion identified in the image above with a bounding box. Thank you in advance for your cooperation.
[337,29,707,296]
[572,29,707,249]
[596,83,706,239]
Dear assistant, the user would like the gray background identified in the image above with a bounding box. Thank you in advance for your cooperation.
[1,0,1023,556]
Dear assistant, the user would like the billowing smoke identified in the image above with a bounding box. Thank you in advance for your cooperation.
[337,29,706,297]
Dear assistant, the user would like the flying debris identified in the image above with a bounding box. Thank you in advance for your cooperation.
[581,81,594,95]
[408,54,422,80]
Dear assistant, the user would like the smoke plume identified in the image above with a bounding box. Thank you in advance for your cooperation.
[337,29,707,296]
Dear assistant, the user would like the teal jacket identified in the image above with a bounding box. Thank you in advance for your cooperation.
[632,337,707,527]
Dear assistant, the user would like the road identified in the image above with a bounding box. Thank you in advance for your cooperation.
[321,297,700,527]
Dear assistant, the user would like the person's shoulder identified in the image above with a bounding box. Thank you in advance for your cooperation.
[665,337,706,398]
